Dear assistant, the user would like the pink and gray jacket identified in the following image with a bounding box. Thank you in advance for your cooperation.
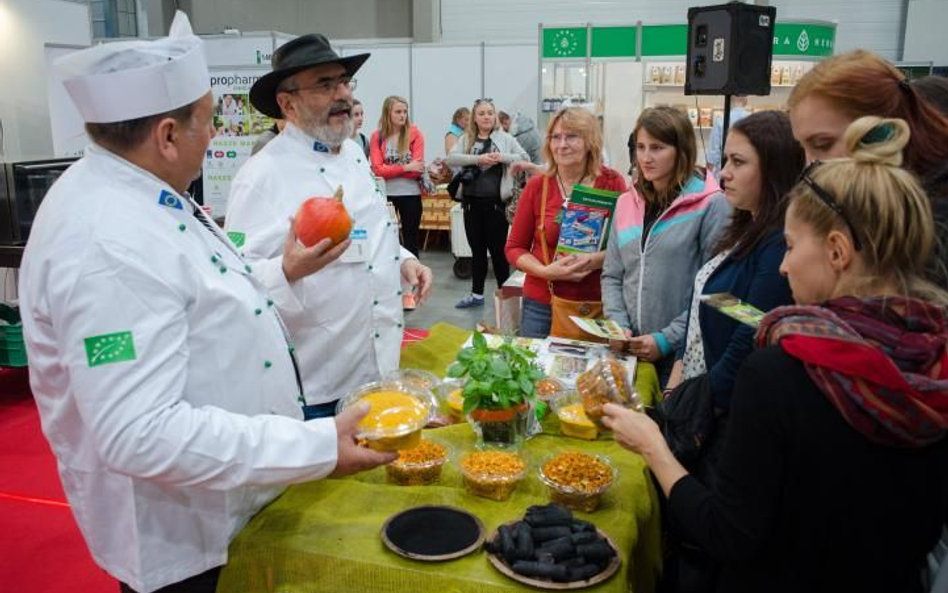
[602,172,731,357]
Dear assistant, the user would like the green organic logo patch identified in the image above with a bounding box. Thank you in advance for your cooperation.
[84,331,137,367]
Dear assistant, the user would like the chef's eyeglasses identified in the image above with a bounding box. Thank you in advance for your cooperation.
[799,160,863,251]
[284,75,357,95]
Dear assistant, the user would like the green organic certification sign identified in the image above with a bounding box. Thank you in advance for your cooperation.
[542,27,586,59]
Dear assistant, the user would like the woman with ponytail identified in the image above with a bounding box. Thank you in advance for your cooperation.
[603,117,948,593]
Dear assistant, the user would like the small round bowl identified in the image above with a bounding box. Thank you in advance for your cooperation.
[384,368,441,394]
[538,451,616,512]
[550,390,599,441]
[534,377,567,403]
[436,378,466,423]
[385,437,452,486]
[459,450,527,502]
[336,380,437,452]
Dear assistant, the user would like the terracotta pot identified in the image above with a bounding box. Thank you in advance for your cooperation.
[469,402,528,422]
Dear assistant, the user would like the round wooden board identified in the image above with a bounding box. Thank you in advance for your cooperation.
[381,505,485,562]
[485,522,621,590]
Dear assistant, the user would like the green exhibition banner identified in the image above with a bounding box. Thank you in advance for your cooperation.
[771,23,835,57]
[591,26,637,58]
[541,21,836,60]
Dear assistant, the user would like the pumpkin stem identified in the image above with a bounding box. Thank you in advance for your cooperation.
[333,185,344,202]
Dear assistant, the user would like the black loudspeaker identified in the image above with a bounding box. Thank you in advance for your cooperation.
[685,3,776,95]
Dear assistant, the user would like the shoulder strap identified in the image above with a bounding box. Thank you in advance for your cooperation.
[537,177,556,298]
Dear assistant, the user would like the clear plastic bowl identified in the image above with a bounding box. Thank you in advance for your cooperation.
[459,451,528,501]
[383,369,441,394]
[538,451,616,512]
[385,437,451,486]
[549,391,599,440]
[534,377,567,402]
[436,378,466,422]
[336,380,437,452]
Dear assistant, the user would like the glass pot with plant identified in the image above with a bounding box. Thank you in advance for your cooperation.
[446,331,545,448]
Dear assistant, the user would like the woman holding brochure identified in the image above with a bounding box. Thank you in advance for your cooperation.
[601,106,730,385]
[505,107,627,339]
[668,110,802,424]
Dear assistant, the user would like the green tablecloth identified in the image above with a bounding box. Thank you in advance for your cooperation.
[218,324,663,593]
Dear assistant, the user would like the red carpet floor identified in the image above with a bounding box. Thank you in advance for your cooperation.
[0,330,429,592]
[0,368,116,592]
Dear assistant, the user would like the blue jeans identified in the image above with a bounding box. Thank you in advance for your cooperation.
[302,400,340,420]
[519,297,552,339]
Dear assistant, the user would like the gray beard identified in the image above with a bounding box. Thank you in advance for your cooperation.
[301,119,353,149]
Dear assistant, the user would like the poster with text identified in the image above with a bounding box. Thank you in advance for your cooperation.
[203,67,274,218]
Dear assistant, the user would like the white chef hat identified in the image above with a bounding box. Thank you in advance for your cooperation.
[55,11,209,124]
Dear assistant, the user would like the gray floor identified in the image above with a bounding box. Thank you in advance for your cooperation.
[404,237,502,331]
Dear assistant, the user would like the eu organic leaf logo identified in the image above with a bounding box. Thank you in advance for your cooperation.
[84,331,137,367]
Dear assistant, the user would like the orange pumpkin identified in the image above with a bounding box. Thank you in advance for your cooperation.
[293,186,353,247]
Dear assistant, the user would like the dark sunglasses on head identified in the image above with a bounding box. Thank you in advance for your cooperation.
[474,98,494,105]
[799,160,862,251]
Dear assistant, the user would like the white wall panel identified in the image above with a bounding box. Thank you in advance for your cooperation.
[484,44,539,133]
[340,44,411,149]
[411,44,482,162]
[441,0,906,59]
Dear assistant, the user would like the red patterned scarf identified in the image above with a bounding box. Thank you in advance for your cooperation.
[757,296,948,448]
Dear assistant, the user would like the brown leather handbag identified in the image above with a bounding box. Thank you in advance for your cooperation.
[537,177,605,342]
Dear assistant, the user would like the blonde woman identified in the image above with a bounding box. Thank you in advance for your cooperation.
[505,107,627,337]
[604,118,948,592]
[370,95,425,256]
[446,98,528,308]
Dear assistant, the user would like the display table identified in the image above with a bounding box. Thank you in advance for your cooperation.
[217,323,663,593]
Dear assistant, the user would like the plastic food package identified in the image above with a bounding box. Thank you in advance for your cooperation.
[460,451,527,501]
[385,438,450,486]
[539,452,615,512]
[336,380,436,451]
[575,358,638,430]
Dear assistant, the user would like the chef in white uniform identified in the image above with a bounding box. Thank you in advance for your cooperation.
[226,34,433,419]
[18,13,393,593]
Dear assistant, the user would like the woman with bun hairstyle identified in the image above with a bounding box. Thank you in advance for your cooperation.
[788,50,948,285]
[602,105,730,384]
[370,95,425,257]
[603,117,948,593]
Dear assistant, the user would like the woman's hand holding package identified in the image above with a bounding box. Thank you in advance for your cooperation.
[601,403,687,496]
[628,334,662,362]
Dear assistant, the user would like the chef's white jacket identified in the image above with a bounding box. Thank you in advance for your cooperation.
[226,123,411,405]
[19,145,340,593]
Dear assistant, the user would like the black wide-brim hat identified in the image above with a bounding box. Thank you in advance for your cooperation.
[249,33,370,119]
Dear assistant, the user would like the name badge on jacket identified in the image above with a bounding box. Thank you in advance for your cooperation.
[340,228,369,263]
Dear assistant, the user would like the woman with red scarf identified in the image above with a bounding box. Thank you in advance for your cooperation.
[603,117,948,593]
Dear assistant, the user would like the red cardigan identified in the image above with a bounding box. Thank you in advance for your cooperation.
[505,167,628,305]
[369,125,424,179]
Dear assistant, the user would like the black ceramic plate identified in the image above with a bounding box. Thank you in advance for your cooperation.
[381,505,485,561]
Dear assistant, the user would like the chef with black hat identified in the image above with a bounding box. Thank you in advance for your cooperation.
[226,34,434,420]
